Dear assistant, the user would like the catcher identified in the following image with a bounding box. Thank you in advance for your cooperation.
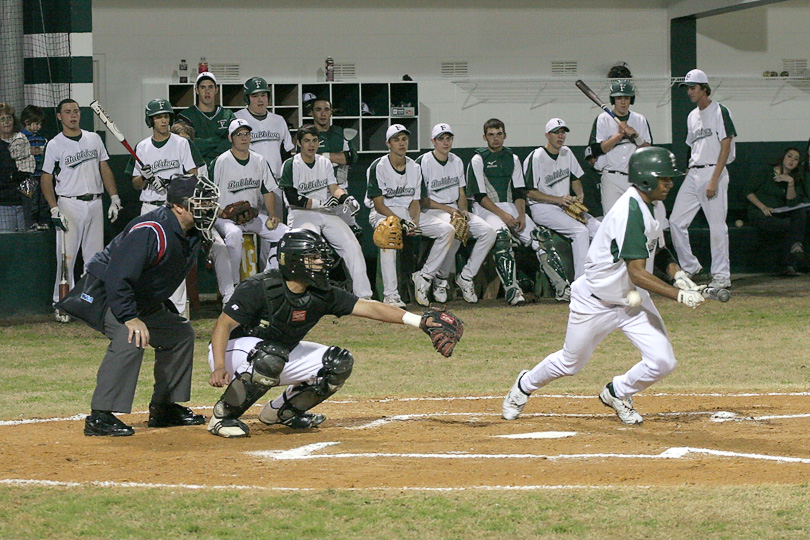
[523,118,601,279]
[207,228,463,438]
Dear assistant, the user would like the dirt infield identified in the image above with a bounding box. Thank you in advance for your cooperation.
[2,392,809,490]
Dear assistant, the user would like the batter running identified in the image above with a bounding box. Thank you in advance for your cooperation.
[502,147,706,424]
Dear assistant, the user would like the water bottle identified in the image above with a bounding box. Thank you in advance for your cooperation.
[199,57,208,74]
[179,59,188,83]
[325,57,334,82]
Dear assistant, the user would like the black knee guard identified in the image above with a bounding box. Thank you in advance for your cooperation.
[276,346,354,423]
[493,229,518,291]
[213,341,288,419]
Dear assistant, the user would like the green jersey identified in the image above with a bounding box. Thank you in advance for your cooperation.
[177,105,235,168]
[466,147,525,203]
[316,125,357,188]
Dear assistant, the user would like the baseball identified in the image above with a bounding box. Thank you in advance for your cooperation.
[626,290,641,307]
[735,219,744,228]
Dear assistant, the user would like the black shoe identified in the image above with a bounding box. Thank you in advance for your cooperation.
[148,402,205,427]
[282,412,326,429]
[84,411,135,437]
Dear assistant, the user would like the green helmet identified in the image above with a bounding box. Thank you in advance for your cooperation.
[144,99,174,127]
[628,146,684,192]
[243,77,270,104]
[609,79,635,105]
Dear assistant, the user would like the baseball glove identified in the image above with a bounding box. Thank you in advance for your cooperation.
[420,308,464,357]
[221,200,258,225]
[373,215,403,250]
[450,212,470,245]
[564,200,589,224]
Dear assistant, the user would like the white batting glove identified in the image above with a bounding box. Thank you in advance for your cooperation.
[108,194,122,222]
[673,270,703,292]
[677,289,705,309]
[140,164,154,183]
[50,206,68,231]
[344,195,361,216]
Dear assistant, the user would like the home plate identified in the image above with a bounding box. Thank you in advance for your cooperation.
[495,431,577,439]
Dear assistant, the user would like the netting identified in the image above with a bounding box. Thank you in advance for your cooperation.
[0,0,24,111]
[22,0,72,110]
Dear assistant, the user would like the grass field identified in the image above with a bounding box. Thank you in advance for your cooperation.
[1,274,809,539]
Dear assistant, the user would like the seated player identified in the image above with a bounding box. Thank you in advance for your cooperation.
[206,228,463,438]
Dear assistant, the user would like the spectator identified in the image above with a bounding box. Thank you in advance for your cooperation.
[745,147,808,275]
[0,103,35,231]
[20,105,50,230]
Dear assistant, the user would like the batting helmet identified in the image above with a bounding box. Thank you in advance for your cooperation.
[278,229,337,290]
[628,147,684,192]
[243,76,270,104]
[144,99,174,127]
[609,79,635,105]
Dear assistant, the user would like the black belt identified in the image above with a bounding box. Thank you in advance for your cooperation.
[605,170,628,176]
[63,194,101,201]
[691,164,716,169]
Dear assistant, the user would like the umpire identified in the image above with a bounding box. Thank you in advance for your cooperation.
[83,174,219,436]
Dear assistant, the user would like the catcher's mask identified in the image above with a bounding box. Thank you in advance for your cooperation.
[167,174,220,243]
[628,147,684,192]
[278,229,337,290]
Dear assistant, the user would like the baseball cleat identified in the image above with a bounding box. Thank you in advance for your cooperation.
[599,383,643,424]
[502,369,530,420]
[383,294,406,308]
[259,405,326,429]
[708,276,731,289]
[433,278,448,303]
[455,274,478,303]
[207,415,250,438]
[84,411,134,437]
[412,272,432,307]
[54,309,70,323]
[148,402,205,427]
[506,287,525,306]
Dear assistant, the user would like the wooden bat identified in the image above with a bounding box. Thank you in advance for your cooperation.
[89,100,145,167]
[58,232,69,301]
[574,80,639,143]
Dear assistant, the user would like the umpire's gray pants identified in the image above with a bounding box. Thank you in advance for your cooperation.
[90,307,195,413]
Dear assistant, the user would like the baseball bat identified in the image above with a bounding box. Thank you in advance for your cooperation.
[89,100,145,167]
[574,80,639,142]
[702,287,731,302]
[56,231,70,321]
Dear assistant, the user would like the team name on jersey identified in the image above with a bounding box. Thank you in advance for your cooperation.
[692,127,713,142]
[297,178,329,196]
[429,175,459,192]
[251,130,282,143]
[383,185,416,199]
[64,149,99,168]
[228,177,262,193]
[544,168,570,189]
[152,159,181,174]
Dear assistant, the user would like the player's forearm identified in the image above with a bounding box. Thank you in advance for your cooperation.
[352,298,412,324]
[372,197,395,218]
[627,261,678,301]
[100,162,118,196]
[132,176,146,190]
[408,201,421,223]
[210,316,235,371]
[326,152,348,165]
[572,180,585,200]
[40,173,57,208]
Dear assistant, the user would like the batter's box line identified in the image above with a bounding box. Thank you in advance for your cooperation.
[248,443,810,465]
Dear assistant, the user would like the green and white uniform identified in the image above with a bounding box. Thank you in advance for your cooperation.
[177,105,235,169]
[316,125,357,189]
[519,187,677,401]
[280,154,371,298]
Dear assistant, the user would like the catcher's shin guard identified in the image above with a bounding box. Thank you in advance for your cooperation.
[530,227,570,297]
[268,346,354,425]
[493,228,519,291]
[213,342,288,420]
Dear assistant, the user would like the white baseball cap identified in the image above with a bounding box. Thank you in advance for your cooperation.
[196,71,218,86]
[386,124,410,141]
[545,118,569,134]
[680,69,709,86]
[228,118,252,136]
[302,92,317,103]
[431,123,454,139]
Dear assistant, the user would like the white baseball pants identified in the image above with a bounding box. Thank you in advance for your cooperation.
[423,207,497,282]
[600,170,633,214]
[214,215,288,286]
[52,197,104,303]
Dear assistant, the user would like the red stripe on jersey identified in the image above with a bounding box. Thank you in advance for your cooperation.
[130,221,167,265]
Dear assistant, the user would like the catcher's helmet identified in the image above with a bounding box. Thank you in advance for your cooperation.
[243,76,270,104]
[144,99,174,127]
[278,229,337,290]
[167,174,220,243]
[609,79,635,105]
[628,147,684,192]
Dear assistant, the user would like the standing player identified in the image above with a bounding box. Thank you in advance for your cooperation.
[234,77,295,219]
[127,99,198,316]
[212,119,288,290]
[467,118,570,305]
[502,147,706,425]
[588,80,652,213]
[206,228,462,438]
[524,118,600,280]
[311,97,361,234]
[279,124,372,298]
[40,99,122,321]
[417,123,496,303]
[177,72,235,169]
[669,69,737,290]
[366,124,455,307]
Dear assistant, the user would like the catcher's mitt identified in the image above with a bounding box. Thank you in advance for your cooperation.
[564,200,589,224]
[450,212,470,245]
[373,215,403,250]
[420,308,463,357]
[221,200,258,225]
